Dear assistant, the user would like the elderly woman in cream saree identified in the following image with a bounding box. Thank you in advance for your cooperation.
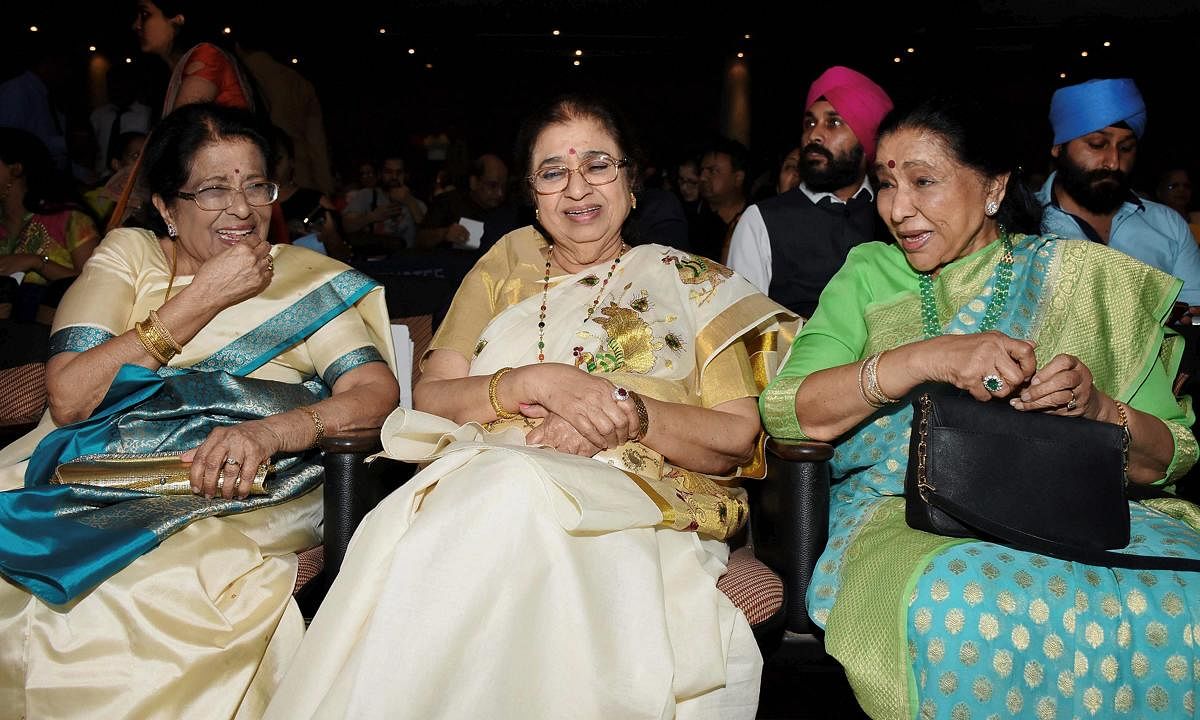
[0,227,396,719]
[265,226,796,720]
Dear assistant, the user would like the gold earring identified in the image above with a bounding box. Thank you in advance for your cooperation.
[535,208,541,221]
[630,192,637,210]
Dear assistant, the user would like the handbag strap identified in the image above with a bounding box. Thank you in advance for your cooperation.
[924,489,1200,572]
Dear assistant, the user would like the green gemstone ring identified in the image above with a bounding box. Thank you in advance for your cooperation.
[982,374,1005,393]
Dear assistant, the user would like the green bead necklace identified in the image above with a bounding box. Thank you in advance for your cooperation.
[918,233,1015,340]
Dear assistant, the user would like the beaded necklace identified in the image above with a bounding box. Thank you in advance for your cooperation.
[536,242,627,363]
[918,233,1015,339]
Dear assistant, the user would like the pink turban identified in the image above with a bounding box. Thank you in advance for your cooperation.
[805,66,894,161]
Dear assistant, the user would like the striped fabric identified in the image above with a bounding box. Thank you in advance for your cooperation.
[717,547,784,626]
[0,363,47,426]
[292,545,325,594]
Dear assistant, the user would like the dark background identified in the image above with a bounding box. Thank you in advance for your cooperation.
[6,0,1200,194]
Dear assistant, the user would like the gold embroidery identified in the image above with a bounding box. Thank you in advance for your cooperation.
[993,649,1013,678]
[1114,685,1134,712]
[1012,624,1031,651]
[959,641,979,666]
[927,638,945,665]
[1029,598,1050,624]
[1057,670,1074,698]
[1005,688,1023,714]
[1100,655,1119,683]
[978,612,998,640]
[1131,652,1149,678]
[1024,659,1044,688]
[1085,621,1105,649]
[589,301,664,374]
[1043,633,1064,660]
[945,608,965,635]
[1082,687,1103,715]
[662,252,734,306]
[937,671,957,695]
[1167,654,1188,683]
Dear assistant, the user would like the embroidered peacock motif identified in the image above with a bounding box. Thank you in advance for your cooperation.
[661,253,734,305]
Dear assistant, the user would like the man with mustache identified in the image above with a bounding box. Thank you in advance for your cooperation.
[1037,78,1200,305]
[727,66,892,317]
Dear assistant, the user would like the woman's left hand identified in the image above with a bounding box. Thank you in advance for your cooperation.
[182,420,283,499]
[1008,354,1103,418]
[524,410,604,457]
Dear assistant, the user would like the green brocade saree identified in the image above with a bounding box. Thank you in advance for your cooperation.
[0,230,393,604]
[762,234,1200,719]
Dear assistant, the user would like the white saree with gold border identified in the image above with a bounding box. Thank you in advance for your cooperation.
[264,229,796,720]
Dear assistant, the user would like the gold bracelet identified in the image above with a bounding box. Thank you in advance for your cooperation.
[134,318,172,364]
[629,391,650,441]
[1114,400,1131,477]
[299,406,326,448]
[857,356,880,408]
[148,309,183,354]
[488,367,521,420]
[864,351,900,406]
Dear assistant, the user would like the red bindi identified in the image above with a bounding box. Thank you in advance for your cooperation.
[887,160,896,168]
[568,148,576,155]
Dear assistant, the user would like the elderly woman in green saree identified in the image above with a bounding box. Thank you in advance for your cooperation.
[760,96,1200,719]
[0,103,399,719]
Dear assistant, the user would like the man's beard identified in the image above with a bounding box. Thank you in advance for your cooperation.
[1055,154,1131,215]
[800,143,864,194]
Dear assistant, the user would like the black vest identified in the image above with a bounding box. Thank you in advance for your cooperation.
[761,189,885,317]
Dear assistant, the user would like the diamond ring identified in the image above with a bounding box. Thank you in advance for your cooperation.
[224,458,241,466]
[982,374,1005,393]
[612,386,630,402]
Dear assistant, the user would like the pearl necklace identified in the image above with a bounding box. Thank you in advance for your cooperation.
[537,242,627,363]
[918,233,1015,339]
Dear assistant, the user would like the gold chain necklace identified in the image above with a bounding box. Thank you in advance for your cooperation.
[536,242,627,363]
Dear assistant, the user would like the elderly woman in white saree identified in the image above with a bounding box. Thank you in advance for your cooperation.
[265,96,796,719]
[0,104,399,719]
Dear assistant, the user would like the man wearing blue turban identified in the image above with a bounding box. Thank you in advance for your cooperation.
[1036,78,1200,306]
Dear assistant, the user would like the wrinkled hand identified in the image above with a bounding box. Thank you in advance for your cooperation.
[926,331,1038,401]
[1009,354,1102,418]
[510,364,640,449]
[181,420,282,499]
[190,236,273,311]
[524,409,603,457]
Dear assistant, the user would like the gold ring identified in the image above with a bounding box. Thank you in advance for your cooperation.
[1067,390,1078,411]
[224,458,241,466]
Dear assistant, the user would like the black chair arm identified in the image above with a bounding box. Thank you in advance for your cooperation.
[749,438,833,634]
[320,430,384,579]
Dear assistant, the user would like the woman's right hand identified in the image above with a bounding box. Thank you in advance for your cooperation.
[917,331,1038,401]
[506,363,641,449]
[188,237,273,311]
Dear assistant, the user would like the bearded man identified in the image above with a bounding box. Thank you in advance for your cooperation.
[727,66,893,317]
[1037,77,1200,305]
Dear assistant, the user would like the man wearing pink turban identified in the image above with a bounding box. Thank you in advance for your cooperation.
[728,66,893,318]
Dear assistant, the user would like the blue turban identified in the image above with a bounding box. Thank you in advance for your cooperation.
[1050,78,1147,145]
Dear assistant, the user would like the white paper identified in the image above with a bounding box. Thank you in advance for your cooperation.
[390,323,414,409]
[459,217,484,249]
[9,272,24,284]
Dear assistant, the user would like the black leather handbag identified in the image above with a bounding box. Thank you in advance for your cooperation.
[905,386,1200,570]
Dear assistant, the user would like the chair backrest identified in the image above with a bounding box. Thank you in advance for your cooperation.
[389,315,434,409]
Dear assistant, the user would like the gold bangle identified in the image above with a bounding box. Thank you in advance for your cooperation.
[629,391,650,441]
[857,356,880,408]
[488,367,520,420]
[863,351,899,407]
[299,406,326,448]
[1114,400,1131,477]
[135,318,172,364]
[148,309,183,354]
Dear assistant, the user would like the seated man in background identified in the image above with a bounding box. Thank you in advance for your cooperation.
[343,156,427,249]
[1037,77,1200,307]
[415,153,519,253]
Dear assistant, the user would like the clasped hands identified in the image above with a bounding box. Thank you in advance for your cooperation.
[936,331,1103,419]
[504,364,643,457]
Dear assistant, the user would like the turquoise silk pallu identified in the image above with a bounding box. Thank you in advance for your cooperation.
[0,268,382,605]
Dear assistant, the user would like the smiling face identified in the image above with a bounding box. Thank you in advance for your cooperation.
[874,127,1006,274]
[132,0,180,57]
[153,139,273,272]
[529,116,631,259]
